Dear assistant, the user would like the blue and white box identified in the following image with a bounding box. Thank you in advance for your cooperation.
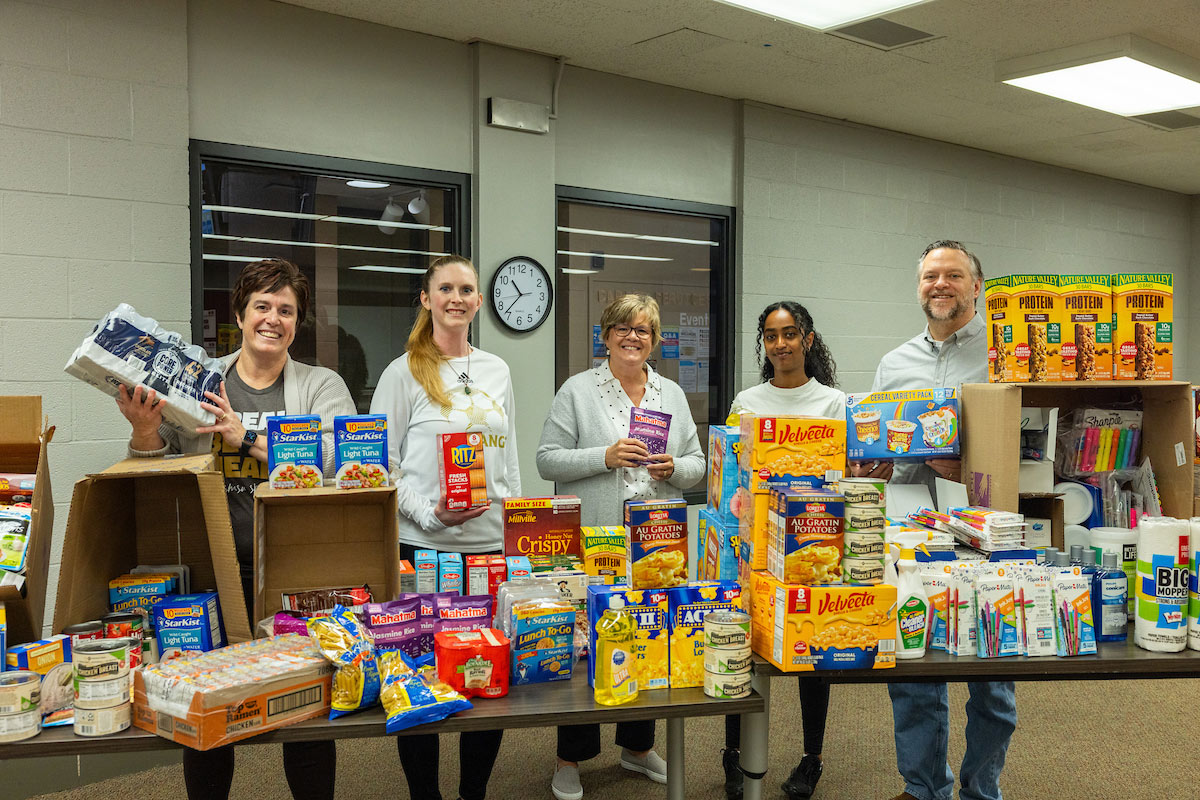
[438,552,463,595]
[706,426,740,527]
[267,415,323,489]
[153,592,226,656]
[334,415,389,489]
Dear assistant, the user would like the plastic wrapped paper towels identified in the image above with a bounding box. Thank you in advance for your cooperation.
[1189,518,1200,651]
[1135,516,1189,652]
[65,304,226,436]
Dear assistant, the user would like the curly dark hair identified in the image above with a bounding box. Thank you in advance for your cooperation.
[754,301,838,388]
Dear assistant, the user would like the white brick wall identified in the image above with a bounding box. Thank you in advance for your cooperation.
[739,103,1194,395]
[0,0,190,634]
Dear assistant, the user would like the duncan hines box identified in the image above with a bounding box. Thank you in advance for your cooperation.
[625,499,689,590]
[437,432,487,511]
[267,415,323,489]
[502,496,582,558]
[846,389,959,460]
[1057,275,1113,381]
[333,415,389,489]
[1113,273,1173,381]
[738,415,846,494]
[1008,274,1061,382]
[984,276,1012,383]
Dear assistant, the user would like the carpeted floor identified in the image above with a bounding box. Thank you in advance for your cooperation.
[22,676,1196,799]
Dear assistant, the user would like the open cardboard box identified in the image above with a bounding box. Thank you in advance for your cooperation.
[1019,494,1064,550]
[0,397,54,644]
[54,454,251,642]
[253,485,399,623]
[962,381,1194,517]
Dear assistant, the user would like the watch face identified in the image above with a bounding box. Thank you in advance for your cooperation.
[491,257,552,332]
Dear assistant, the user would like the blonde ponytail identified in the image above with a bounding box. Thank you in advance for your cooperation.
[406,255,478,409]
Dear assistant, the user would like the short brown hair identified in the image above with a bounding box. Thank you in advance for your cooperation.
[231,259,311,325]
[599,294,662,347]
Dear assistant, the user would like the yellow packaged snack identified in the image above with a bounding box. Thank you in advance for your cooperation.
[1114,273,1172,380]
[984,276,1012,382]
[306,606,380,718]
[738,415,846,494]
[666,581,741,688]
[1058,274,1113,381]
[1009,274,1060,382]
[581,525,628,585]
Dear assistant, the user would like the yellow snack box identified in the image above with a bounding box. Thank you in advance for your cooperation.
[738,415,846,494]
[666,581,741,688]
[581,525,628,586]
[1113,273,1173,380]
[735,489,770,571]
[1058,274,1113,381]
[1009,274,1061,382]
[984,276,1012,383]
[586,586,669,689]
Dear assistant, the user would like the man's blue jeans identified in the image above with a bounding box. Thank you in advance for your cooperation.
[888,681,1016,800]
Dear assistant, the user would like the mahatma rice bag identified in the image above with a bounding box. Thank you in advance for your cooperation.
[363,597,423,659]
[434,594,494,635]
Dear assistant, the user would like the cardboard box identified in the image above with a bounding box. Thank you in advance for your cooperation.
[736,490,771,572]
[1114,273,1173,380]
[1019,494,1064,551]
[984,276,1013,383]
[502,496,582,558]
[738,415,846,493]
[625,499,688,589]
[252,485,400,623]
[706,426,740,526]
[665,581,742,688]
[962,382,1194,516]
[437,432,487,511]
[54,454,250,643]
[1009,274,1061,382]
[846,388,959,461]
[1058,274,1113,381]
[0,397,54,645]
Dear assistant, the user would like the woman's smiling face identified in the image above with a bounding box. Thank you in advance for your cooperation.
[604,312,654,370]
[762,308,811,375]
[421,260,481,333]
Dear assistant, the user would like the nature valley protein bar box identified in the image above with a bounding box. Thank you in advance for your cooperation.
[1009,274,1060,382]
[1058,275,1113,381]
[503,496,582,558]
[1114,273,1173,380]
[984,276,1013,383]
[581,525,627,585]
[738,415,846,494]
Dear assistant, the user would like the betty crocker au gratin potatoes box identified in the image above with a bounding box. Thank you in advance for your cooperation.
[737,415,845,494]
[1113,273,1173,380]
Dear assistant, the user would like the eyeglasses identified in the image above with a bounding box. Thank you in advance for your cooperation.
[613,325,653,340]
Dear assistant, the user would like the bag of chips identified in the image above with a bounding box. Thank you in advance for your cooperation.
[306,605,381,719]
[378,650,472,733]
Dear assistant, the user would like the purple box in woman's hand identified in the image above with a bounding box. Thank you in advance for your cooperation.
[629,407,671,465]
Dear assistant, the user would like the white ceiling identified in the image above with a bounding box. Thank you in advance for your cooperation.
[283,0,1200,194]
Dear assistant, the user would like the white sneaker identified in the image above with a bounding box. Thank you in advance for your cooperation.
[552,763,584,800]
[619,749,667,784]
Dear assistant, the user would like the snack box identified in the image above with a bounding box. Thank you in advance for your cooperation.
[1009,274,1061,382]
[707,425,740,526]
[0,473,36,504]
[465,555,507,600]
[333,415,389,489]
[984,276,1012,383]
[738,415,846,494]
[6,634,71,674]
[505,555,531,581]
[510,599,575,684]
[846,388,959,461]
[108,573,176,608]
[699,508,738,582]
[153,592,227,656]
[748,572,896,672]
[665,581,742,688]
[1058,274,1113,381]
[625,498,689,590]
[437,432,487,511]
[586,585,670,689]
[439,552,463,595]
[528,554,584,573]
[767,487,844,586]
[581,525,628,586]
[267,415,323,489]
[0,508,30,572]
[1114,273,1172,381]
[502,496,582,558]
[736,489,771,572]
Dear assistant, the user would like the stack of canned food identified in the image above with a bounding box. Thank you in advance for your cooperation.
[838,478,888,585]
[0,670,42,742]
[703,609,753,699]
[72,637,135,736]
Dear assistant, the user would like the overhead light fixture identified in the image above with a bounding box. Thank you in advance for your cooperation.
[690,267,712,272]
[202,233,449,257]
[202,204,448,232]
[557,226,718,246]
[346,179,390,189]
[998,35,1200,116]
[560,268,601,275]
[202,254,262,263]
[557,250,672,262]
[711,0,935,32]
[407,189,431,225]
[349,265,430,274]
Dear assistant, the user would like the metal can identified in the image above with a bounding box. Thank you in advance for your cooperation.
[73,674,131,710]
[62,620,105,651]
[704,645,753,674]
[704,609,751,650]
[73,702,132,737]
[837,477,887,507]
[704,669,752,700]
[844,530,887,558]
[73,638,134,681]
[842,556,886,585]
[0,670,41,715]
[844,507,887,533]
[0,707,41,742]
[102,612,143,668]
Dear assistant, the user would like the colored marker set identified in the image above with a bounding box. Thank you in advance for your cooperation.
[1068,425,1141,474]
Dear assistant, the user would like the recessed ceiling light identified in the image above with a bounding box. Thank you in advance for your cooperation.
[346,180,390,189]
[711,0,935,32]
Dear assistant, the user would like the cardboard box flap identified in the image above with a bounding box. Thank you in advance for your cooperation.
[96,453,218,478]
[1,397,54,644]
[255,484,394,505]
[0,396,41,445]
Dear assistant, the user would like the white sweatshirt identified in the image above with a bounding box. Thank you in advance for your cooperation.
[370,349,521,552]
[728,378,846,420]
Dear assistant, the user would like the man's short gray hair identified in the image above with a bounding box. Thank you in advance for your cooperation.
[917,240,982,282]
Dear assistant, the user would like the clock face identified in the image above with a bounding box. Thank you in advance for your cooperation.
[490,256,553,332]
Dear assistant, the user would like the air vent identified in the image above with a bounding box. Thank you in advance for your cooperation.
[1128,110,1200,131]
[830,18,937,50]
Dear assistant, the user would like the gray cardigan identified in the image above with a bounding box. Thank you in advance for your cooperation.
[536,367,705,527]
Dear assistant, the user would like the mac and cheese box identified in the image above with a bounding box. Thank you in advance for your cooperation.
[707,425,740,526]
[1057,275,1113,381]
[267,415,323,489]
[1114,273,1173,380]
[738,415,845,494]
[666,581,741,688]
[767,487,844,585]
[624,498,688,589]
[984,276,1012,383]
[736,489,771,571]
[1009,274,1061,382]
[437,432,487,511]
[749,572,896,672]
[586,585,669,689]
[846,388,959,460]
[333,415,389,489]
[581,525,627,585]
[502,496,582,558]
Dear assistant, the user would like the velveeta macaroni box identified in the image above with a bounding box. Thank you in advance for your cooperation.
[334,415,389,489]
[581,525,627,585]
[624,498,688,590]
[502,496,582,558]
[1113,273,1173,380]
[437,432,487,511]
[1009,274,1061,382]
[767,487,844,585]
[587,585,669,689]
[846,388,959,460]
[706,425,740,526]
[1058,275,1113,381]
[984,276,1012,383]
[666,581,741,688]
[738,415,845,494]
[267,415,323,489]
[749,573,896,672]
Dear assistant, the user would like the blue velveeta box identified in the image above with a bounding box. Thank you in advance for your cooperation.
[153,592,226,656]
[267,415,323,489]
[333,415,389,489]
[845,388,959,461]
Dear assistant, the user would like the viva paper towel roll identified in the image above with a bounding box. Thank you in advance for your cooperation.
[1189,518,1200,651]
[1135,516,1190,652]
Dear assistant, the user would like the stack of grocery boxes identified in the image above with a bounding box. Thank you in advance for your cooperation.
[698,425,740,583]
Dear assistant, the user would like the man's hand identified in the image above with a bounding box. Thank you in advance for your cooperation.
[924,458,962,482]
[849,460,893,481]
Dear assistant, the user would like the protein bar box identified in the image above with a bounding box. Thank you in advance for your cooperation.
[1114,273,1172,380]
[437,432,487,511]
[1009,274,1060,382]
[984,276,1012,383]
[1058,274,1113,381]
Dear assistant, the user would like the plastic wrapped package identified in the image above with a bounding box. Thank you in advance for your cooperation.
[379,650,472,733]
[306,606,381,718]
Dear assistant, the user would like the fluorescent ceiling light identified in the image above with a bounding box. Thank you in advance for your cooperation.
[202,254,262,263]
[560,268,601,275]
[557,226,718,246]
[202,205,450,232]
[346,180,390,189]
[203,205,323,221]
[202,233,448,257]
[350,265,429,274]
[711,0,934,32]
[999,35,1200,116]
[325,215,450,233]
[690,267,712,272]
[557,250,672,262]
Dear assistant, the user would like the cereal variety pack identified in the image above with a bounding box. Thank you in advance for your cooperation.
[846,388,959,461]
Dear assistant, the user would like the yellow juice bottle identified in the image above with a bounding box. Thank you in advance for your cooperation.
[594,596,639,706]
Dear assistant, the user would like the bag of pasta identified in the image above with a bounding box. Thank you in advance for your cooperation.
[378,650,472,733]
[307,605,381,718]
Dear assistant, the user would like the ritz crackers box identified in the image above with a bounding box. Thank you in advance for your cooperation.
[738,415,846,494]
[1114,273,1173,380]
[625,499,689,589]
[1058,275,1113,381]
[666,581,741,688]
[502,496,582,558]
[437,432,487,511]
[984,276,1012,383]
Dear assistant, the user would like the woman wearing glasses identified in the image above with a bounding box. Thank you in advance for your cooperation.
[536,293,704,800]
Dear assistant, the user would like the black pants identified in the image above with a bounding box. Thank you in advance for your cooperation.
[557,721,655,763]
[725,676,829,755]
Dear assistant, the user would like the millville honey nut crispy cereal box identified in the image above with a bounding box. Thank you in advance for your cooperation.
[502,496,582,558]
[666,581,741,688]
[586,585,669,689]
[1008,274,1061,382]
[437,432,487,511]
[984,276,1012,383]
[1058,274,1113,381]
[624,499,689,589]
[737,415,846,494]
[1113,273,1173,380]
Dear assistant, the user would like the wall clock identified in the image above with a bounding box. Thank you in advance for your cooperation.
[489,256,553,332]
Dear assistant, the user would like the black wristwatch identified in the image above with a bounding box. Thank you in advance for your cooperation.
[239,429,258,457]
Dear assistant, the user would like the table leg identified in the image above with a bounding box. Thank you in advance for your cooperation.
[666,717,685,800]
[742,672,771,800]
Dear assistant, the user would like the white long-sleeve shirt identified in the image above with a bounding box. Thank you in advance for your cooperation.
[370,348,521,552]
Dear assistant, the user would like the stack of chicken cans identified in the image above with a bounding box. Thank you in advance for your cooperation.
[72,638,135,736]
[703,609,753,699]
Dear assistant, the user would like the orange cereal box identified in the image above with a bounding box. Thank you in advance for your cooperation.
[984,276,1012,383]
[737,414,845,494]
[437,432,487,511]
[1009,274,1060,382]
[1113,273,1172,381]
[1058,274,1113,381]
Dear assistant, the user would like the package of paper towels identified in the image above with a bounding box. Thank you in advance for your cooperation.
[1189,518,1200,650]
[65,304,226,436]
[1135,516,1190,652]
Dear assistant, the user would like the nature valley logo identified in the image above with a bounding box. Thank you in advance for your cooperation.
[451,444,479,469]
